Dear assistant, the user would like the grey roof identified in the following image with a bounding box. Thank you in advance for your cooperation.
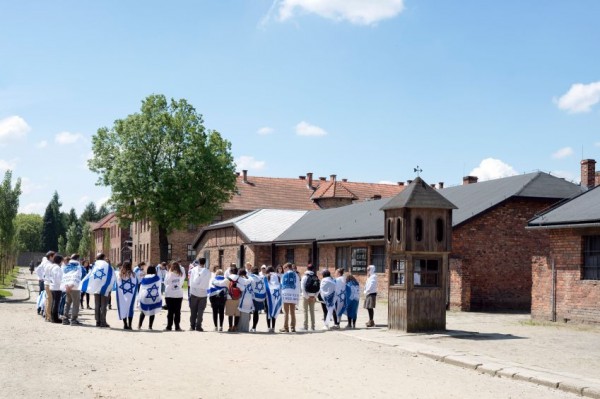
[439,172,582,226]
[196,209,307,245]
[381,177,457,211]
[528,185,600,227]
[275,199,387,243]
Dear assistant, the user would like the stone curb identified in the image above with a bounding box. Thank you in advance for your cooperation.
[341,331,600,398]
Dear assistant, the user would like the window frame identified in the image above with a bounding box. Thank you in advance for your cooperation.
[583,235,600,280]
[413,258,440,288]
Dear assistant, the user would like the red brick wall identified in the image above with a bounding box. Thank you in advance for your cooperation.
[532,228,600,324]
[451,198,554,311]
[449,257,471,311]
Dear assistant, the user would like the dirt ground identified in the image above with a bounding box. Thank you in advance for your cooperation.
[0,287,582,399]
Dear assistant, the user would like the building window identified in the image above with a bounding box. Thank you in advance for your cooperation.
[204,250,210,269]
[370,246,385,273]
[387,219,392,242]
[436,218,444,242]
[391,258,406,286]
[186,244,196,261]
[414,258,440,287]
[285,248,295,264]
[218,249,224,270]
[351,247,368,274]
[583,236,600,280]
[396,218,402,243]
[415,217,423,242]
[167,244,172,261]
[335,246,350,270]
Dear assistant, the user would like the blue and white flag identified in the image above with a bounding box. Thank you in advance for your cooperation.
[36,289,46,313]
[265,275,282,319]
[320,277,336,310]
[79,260,115,296]
[138,274,162,316]
[335,276,347,318]
[207,275,228,297]
[345,279,360,320]
[116,273,139,320]
[250,273,266,302]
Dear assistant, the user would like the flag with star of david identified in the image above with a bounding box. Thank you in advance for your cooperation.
[116,273,139,319]
[138,274,162,316]
[265,275,282,319]
[335,277,347,318]
[79,260,115,296]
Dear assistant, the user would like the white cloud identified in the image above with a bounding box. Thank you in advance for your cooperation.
[277,0,405,25]
[19,202,46,215]
[0,158,18,172]
[37,140,48,149]
[552,146,574,159]
[551,170,576,182]
[257,126,274,135]
[55,131,84,145]
[20,177,45,195]
[295,121,328,137]
[0,115,30,143]
[378,180,396,185]
[96,196,110,207]
[236,155,267,171]
[556,81,600,113]
[469,158,518,181]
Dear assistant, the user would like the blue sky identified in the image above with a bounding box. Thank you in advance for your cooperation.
[1,0,599,215]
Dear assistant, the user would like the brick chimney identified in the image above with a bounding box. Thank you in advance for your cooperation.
[463,176,478,185]
[242,170,248,183]
[373,194,382,200]
[581,159,596,189]
[306,172,313,188]
[397,182,404,186]
[330,174,337,182]
[319,177,326,181]
[438,182,444,189]
[342,178,348,182]
[407,180,413,185]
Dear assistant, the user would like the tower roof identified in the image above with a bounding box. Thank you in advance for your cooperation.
[381,177,457,211]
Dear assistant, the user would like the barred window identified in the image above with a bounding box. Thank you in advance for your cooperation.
[583,236,600,280]
[186,244,196,261]
[370,246,385,274]
[285,248,295,264]
[414,258,440,287]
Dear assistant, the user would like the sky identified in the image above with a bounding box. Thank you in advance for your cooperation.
[1,0,599,216]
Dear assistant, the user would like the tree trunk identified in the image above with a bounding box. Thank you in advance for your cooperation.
[158,224,169,263]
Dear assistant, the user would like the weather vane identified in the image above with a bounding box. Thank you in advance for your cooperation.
[413,165,423,176]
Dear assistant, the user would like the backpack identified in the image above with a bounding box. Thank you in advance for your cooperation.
[305,273,320,294]
[228,279,242,300]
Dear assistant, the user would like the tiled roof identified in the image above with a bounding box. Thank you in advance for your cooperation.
[311,181,358,200]
[91,213,115,231]
[225,174,404,211]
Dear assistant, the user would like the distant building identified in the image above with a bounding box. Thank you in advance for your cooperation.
[91,212,129,265]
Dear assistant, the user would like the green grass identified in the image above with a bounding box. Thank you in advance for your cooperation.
[0,267,19,298]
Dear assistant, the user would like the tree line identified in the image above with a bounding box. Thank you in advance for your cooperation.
[0,171,21,282]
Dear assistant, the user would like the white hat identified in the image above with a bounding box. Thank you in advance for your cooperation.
[261,264,267,269]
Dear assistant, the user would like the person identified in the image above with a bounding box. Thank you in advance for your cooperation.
[225,267,241,332]
[236,269,254,332]
[116,260,138,330]
[61,254,86,326]
[138,265,162,330]
[163,261,184,331]
[280,263,300,333]
[224,263,236,279]
[58,256,70,318]
[29,260,35,274]
[106,259,114,310]
[35,256,48,315]
[364,265,378,327]
[265,266,282,333]
[319,269,336,330]
[133,261,146,283]
[42,251,56,322]
[275,264,284,281]
[345,274,360,329]
[80,260,91,309]
[80,253,115,328]
[301,263,319,331]
[48,254,64,323]
[207,269,227,331]
[258,265,267,277]
[249,265,266,332]
[188,257,211,331]
[333,268,347,329]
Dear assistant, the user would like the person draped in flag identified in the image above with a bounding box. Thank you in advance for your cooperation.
[137,265,162,330]
[60,254,86,326]
[249,265,266,332]
[235,269,254,332]
[207,269,228,331]
[333,268,347,329]
[280,263,300,333]
[319,269,336,330]
[345,274,360,329]
[265,266,282,333]
[116,260,138,330]
[80,253,115,328]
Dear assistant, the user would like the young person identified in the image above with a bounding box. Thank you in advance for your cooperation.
[225,267,241,332]
[164,261,184,331]
[138,265,162,330]
[301,264,319,331]
[333,268,347,329]
[80,260,91,309]
[319,270,336,330]
[43,251,56,322]
[280,263,300,333]
[48,254,64,323]
[265,266,282,333]
[188,257,211,331]
[116,260,138,330]
[249,265,266,332]
[364,265,378,327]
[207,269,227,331]
[80,253,115,328]
[236,269,254,332]
[61,254,86,326]
[345,274,360,329]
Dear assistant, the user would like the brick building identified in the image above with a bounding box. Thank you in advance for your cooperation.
[134,171,404,266]
[91,212,130,265]
[528,160,600,324]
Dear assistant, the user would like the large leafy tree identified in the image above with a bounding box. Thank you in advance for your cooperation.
[78,222,93,261]
[0,171,21,281]
[15,213,43,252]
[41,191,63,251]
[65,223,80,255]
[89,94,237,261]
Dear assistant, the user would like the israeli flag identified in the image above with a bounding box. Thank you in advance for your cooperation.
[320,277,336,309]
[116,274,139,320]
[265,275,282,319]
[345,280,360,320]
[36,289,46,313]
[250,273,266,302]
[79,260,115,296]
[335,277,347,318]
[207,275,227,297]
[138,274,162,316]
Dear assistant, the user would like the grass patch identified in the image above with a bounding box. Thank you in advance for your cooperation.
[0,289,12,298]
[0,267,19,288]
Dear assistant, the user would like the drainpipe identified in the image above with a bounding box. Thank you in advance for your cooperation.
[551,257,556,322]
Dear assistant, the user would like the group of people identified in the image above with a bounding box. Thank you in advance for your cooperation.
[35,251,379,333]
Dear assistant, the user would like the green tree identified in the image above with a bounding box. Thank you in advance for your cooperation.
[78,222,93,261]
[65,222,80,255]
[58,235,66,254]
[97,204,109,220]
[41,191,64,251]
[89,94,237,262]
[80,201,98,224]
[15,213,43,252]
[0,171,21,281]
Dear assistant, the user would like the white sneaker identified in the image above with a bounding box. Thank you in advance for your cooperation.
[218,327,223,332]
[250,328,256,333]
[214,327,218,331]
[322,325,330,330]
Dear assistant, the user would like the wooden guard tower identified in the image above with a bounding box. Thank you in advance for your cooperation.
[381,177,457,332]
